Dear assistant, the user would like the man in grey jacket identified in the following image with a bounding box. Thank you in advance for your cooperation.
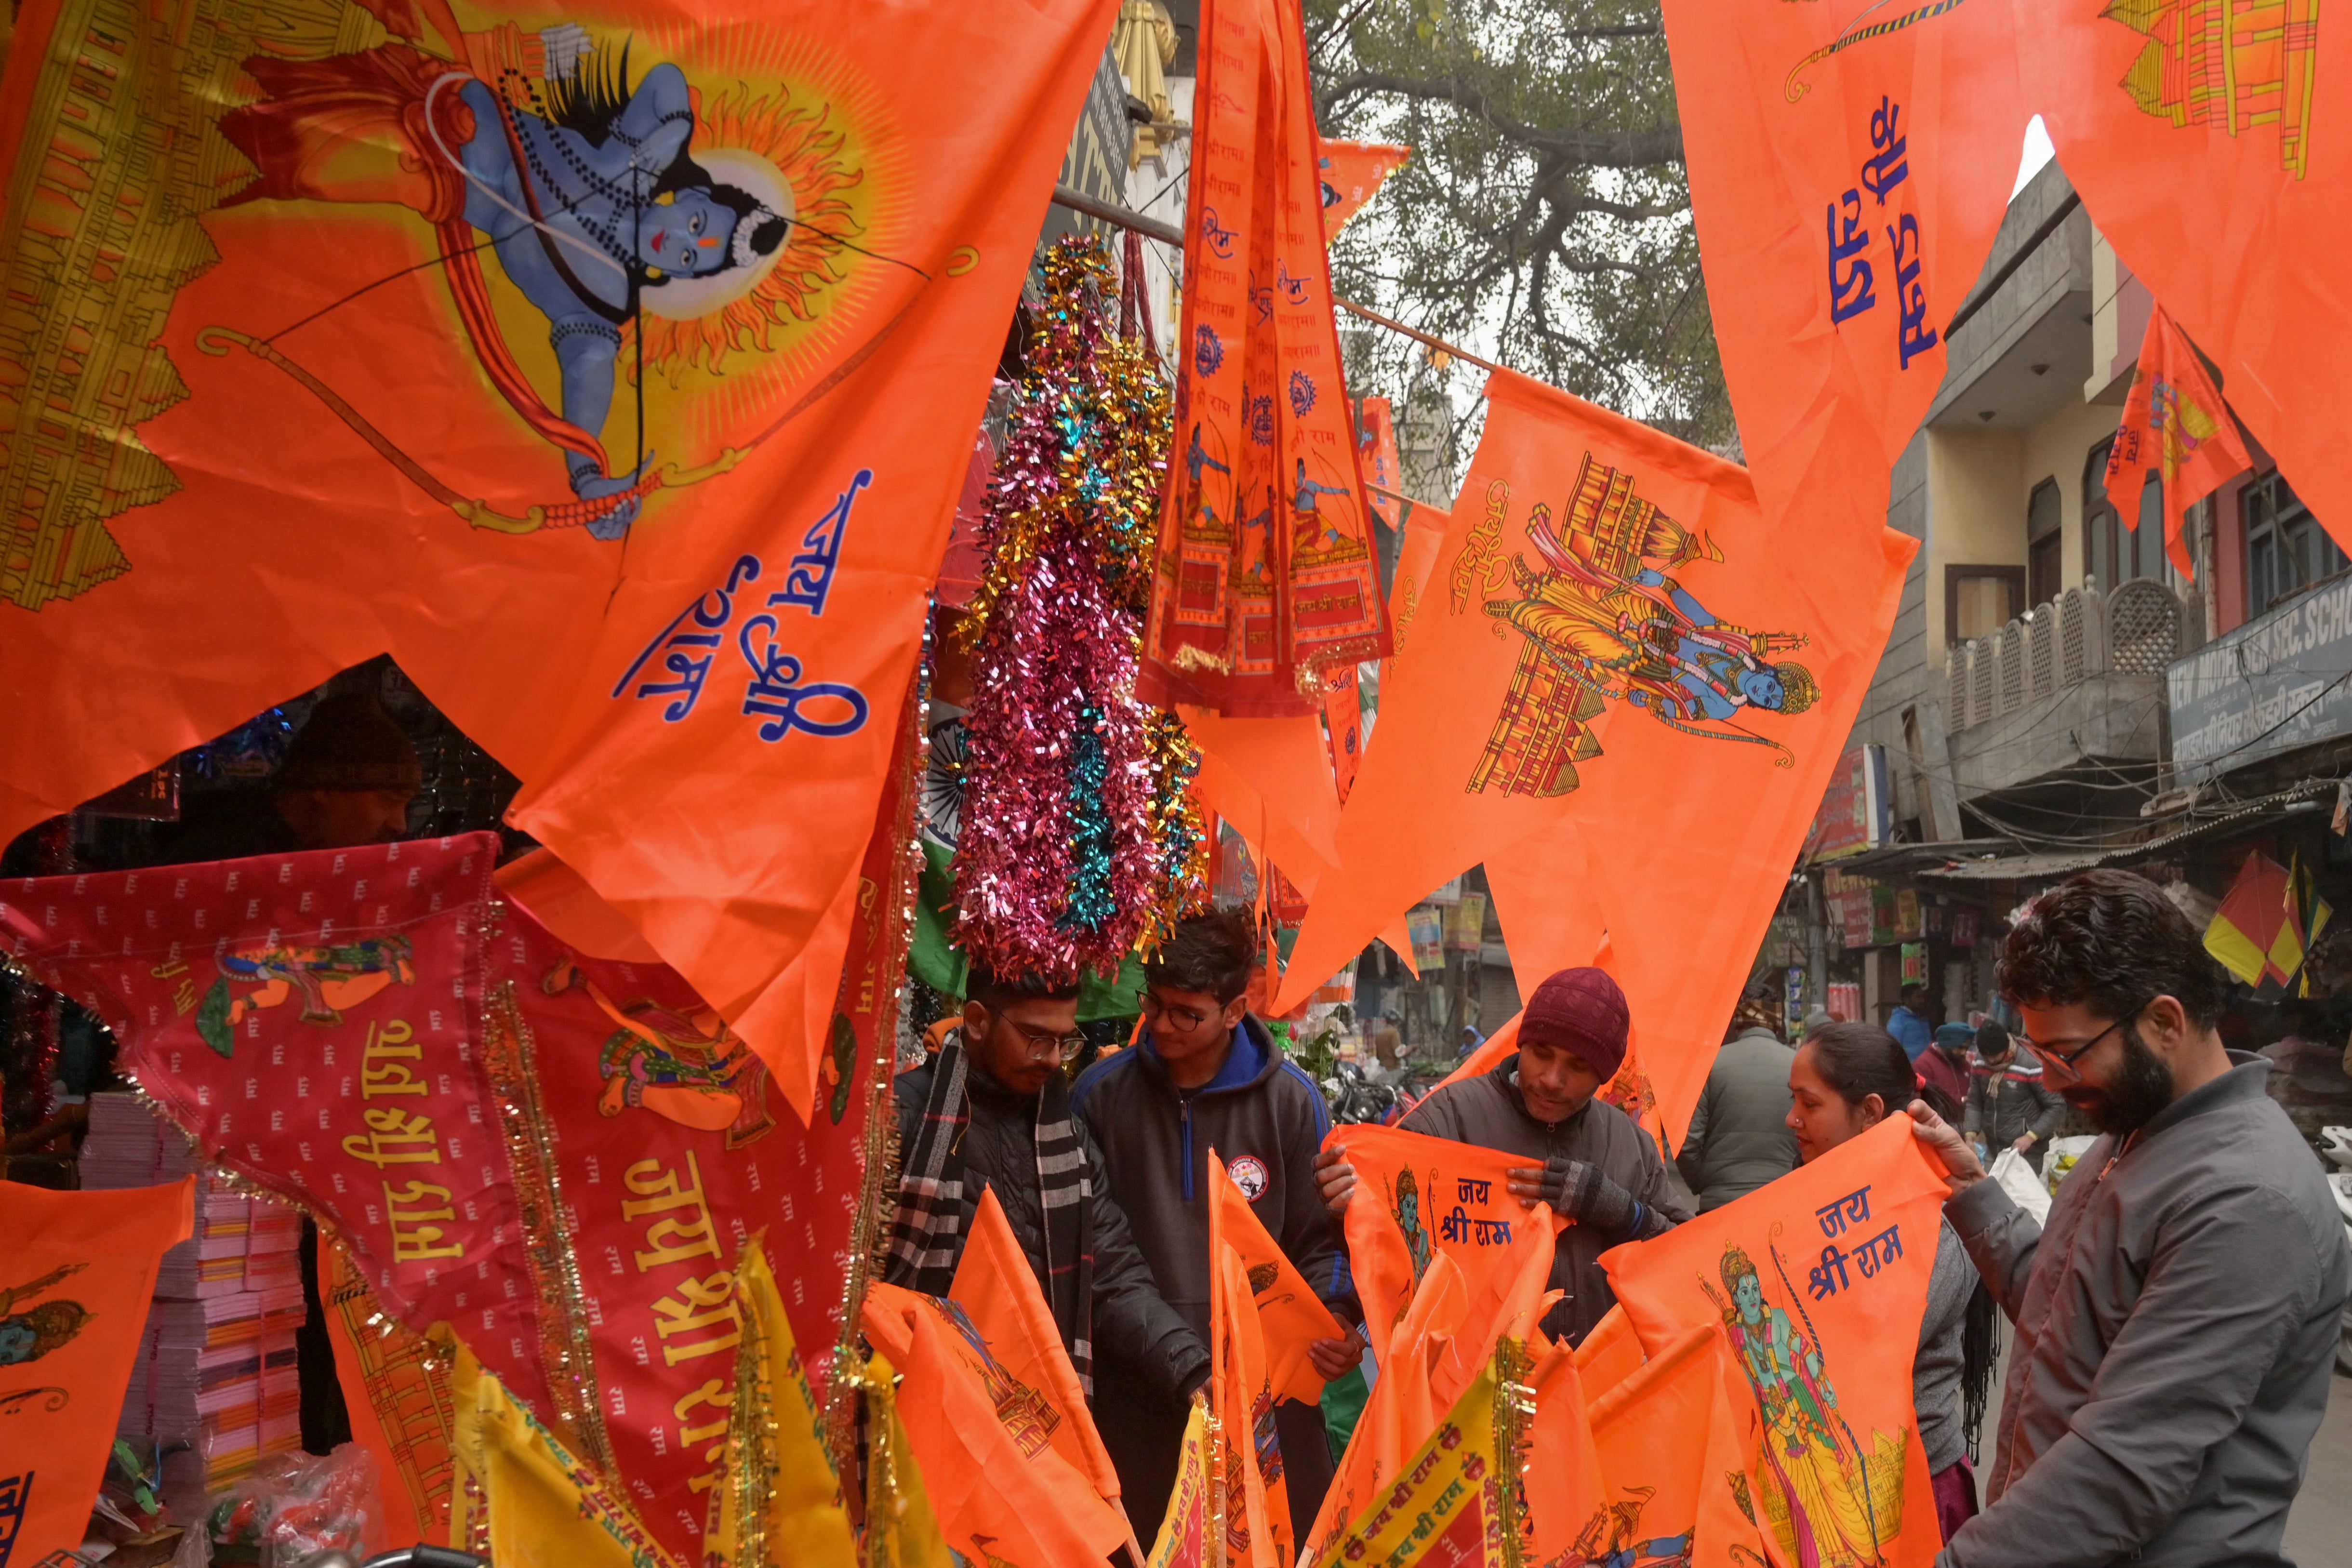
[1674,988,1797,1210]
[1908,869,2351,1568]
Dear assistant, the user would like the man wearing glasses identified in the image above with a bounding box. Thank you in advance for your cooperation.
[1071,910,1364,1549]
[886,965,1208,1455]
[1908,870,2350,1568]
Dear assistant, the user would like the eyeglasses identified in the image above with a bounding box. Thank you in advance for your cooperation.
[980,1009,1087,1063]
[2020,999,2150,1085]
[1141,992,1226,1034]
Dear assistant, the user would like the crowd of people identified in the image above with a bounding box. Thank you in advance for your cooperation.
[886,870,2352,1568]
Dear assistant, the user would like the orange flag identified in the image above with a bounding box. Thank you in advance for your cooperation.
[948,1189,1124,1504]
[1331,1122,1548,1358]
[1316,140,1411,233]
[1434,1200,1559,1411]
[321,1240,456,1548]
[1356,396,1410,534]
[1144,0,1393,716]
[1583,1324,1770,1568]
[2105,307,2255,576]
[2021,1,2352,559]
[1527,1340,1611,1564]
[1304,1350,1515,1568]
[1602,1115,1950,1567]
[1147,1400,1215,1568]
[1274,371,1910,1148]
[1322,664,1365,804]
[861,1282,1131,1567]
[0,1179,194,1567]
[1214,1245,1291,1567]
[0,0,1116,1121]
[1657,0,2026,520]
[1210,1145,1344,1406]
[1572,1303,1647,1402]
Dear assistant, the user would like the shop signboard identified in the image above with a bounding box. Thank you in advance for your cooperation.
[1804,744,1892,861]
[2169,574,2352,782]
[1445,893,1488,950]
[1407,904,1446,971]
[1826,869,1877,950]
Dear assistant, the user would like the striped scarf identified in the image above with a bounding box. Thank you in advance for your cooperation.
[883,1026,1099,1389]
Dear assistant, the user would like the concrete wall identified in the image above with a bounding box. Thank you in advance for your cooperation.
[1925,428,2024,653]
[2021,395,2127,591]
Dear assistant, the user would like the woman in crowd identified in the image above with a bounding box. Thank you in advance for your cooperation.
[1786,1021,1999,1543]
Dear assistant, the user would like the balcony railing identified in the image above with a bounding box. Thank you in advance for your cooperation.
[1946,577,2196,731]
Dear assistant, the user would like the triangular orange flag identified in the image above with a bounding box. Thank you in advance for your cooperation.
[1657,0,2026,522]
[1527,1338,1611,1565]
[2104,307,2255,577]
[861,1281,1132,1567]
[1214,1243,1291,1568]
[1316,140,1411,233]
[1602,1115,1949,1567]
[2022,2,2352,561]
[1584,1324,1769,1568]
[1210,1145,1345,1407]
[0,1179,195,1568]
[949,1188,1125,1504]
[1571,1303,1647,1403]
[1435,1199,1559,1411]
[1330,1123,1551,1359]
[1144,0,1393,715]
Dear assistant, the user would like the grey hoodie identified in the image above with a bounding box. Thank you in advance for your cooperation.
[1940,1053,2350,1568]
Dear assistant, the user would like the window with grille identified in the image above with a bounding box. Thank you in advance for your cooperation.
[2245,469,2345,617]
[2086,438,2173,587]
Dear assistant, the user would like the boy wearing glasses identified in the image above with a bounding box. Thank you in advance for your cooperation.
[1908,870,2351,1568]
[1070,910,1364,1549]
[885,965,1209,1443]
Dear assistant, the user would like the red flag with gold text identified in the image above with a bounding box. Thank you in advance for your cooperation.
[2021,0,2352,557]
[1144,0,1393,715]
[2104,306,2255,575]
[0,0,1116,1124]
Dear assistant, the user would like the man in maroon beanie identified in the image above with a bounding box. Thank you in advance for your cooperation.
[1314,966,1688,1345]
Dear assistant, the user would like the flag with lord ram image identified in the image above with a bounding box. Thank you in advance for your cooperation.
[1656,0,2026,525]
[0,0,1116,1123]
[1602,1115,1951,1568]
[1271,371,1910,1148]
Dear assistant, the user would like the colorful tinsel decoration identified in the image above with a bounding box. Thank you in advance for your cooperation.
[1136,709,1212,956]
[954,237,1206,984]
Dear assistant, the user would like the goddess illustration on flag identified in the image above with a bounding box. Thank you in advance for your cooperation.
[195,933,416,1056]
[1458,453,1818,798]
[1706,1242,1905,1568]
[542,959,775,1144]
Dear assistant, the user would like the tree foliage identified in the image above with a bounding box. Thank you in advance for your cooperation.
[1306,0,1731,464]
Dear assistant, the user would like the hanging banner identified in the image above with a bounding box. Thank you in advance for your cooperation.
[2023,0,2352,558]
[0,1179,194,1568]
[1602,1116,1948,1567]
[1275,370,1910,1145]
[0,0,1118,1124]
[0,835,567,1436]
[1317,140,1411,233]
[1143,0,1394,716]
[2105,306,2256,575]
[1657,0,2026,521]
[706,1238,857,1568]
[1147,1400,1214,1568]
[1356,396,1409,534]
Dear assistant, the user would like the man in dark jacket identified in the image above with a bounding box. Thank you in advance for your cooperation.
[885,963,1208,1502]
[1674,990,1797,1210]
[1962,1021,2064,1171]
[1316,966,1689,1345]
[1910,870,2352,1568]
[1071,910,1361,1547]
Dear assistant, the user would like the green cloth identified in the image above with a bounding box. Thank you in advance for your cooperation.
[909,840,1145,1022]
[1321,1365,1370,1461]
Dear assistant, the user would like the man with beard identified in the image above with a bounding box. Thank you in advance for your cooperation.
[1906,870,2350,1568]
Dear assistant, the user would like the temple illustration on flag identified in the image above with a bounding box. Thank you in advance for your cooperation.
[2109,0,2319,176]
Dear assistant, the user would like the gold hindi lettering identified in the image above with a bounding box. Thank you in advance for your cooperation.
[622,1153,722,1271]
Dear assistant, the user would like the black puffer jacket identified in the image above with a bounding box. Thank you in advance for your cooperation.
[891,1058,1207,1403]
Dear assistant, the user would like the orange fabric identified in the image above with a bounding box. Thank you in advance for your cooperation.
[1583,1325,1769,1568]
[322,1240,456,1548]
[1330,1123,1553,1361]
[1275,370,1912,1149]
[2106,307,2255,576]
[948,1188,1123,1502]
[1214,1245,1291,1567]
[1571,1303,1647,1402]
[1355,397,1409,534]
[1657,0,2025,521]
[1322,664,1364,805]
[1526,1340,1610,1564]
[2023,2,2351,560]
[1601,1115,1948,1567]
[860,1281,1131,1566]
[1434,1199,1559,1410]
[492,847,661,964]
[0,1178,194,1566]
[1209,1145,1344,1406]
[1144,0,1393,715]
[0,0,1117,1125]
[1316,140,1410,233]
